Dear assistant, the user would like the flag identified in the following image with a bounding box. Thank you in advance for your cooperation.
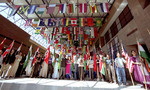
[55,18,61,26]
[94,27,97,37]
[96,18,102,27]
[52,28,58,36]
[85,27,91,35]
[58,45,63,69]
[65,27,70,34]
[74,27,78,40]
[32,19,40,27]
[71,18,77,26]
[63,18,69,26]
[28,5,37,14]
[99,49,105,75]
[84,34,88,40]
[137,41,150,73]
[89,3,97,13]
[35,27,41,34]
[18,5,29,14]
[79,18,85,27]
[0,38,6,50]
[79,27,83,34]
[23,45,32,68]
[44,45,50,64]
[15,43,22,55]
[37,5,46,14]
[47,18,53,26]
[91,27,94,38]
[52,46,55,67]
[87,18,93,26]
[59,4,66,13]
[100,3,109,13]
[3,40,14,58]
[25,19,32,26]
[46,4,56,14]
[9,6,20,16]
[121,42,133,73]
[93,47,97,72]
[39,19,46,26]
[69,4,75,13]
[87,45,90,60]
[59,27,65,33]
[83,46,87,70]
[32,46,39,65]
[79,3,87,13]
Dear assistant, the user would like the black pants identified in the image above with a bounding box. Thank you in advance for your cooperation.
[15,64,23,77]
[47,63,53,78]
[33,63,40,77]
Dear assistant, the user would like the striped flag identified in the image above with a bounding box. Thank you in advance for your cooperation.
[59,4,66,13]
[55,18,61,26]
[23,45,32,68]
[32,19,40,27]
[79,18,85,27]
[59,27,65,33]
[89,3,97,13]
[28,5,37,14]
[9,6,20,16]
[100,3,109,13]
[47,18,53,26]
[69,3,75,13]
[37,5,46,14]
[63,18,69,26]
[47,4,56,14]
[3,40,14,58]
[79,3,87,13]
[18,5,29,14]
[25,19,32,26]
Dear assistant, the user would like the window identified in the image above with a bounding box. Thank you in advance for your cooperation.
[104,31,110,43]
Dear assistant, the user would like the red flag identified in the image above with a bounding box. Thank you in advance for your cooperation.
[65,27,70,34]
[44,45,50,64]
[32,46,39,65]
[94,27,97,37]
[87,45,90,60]
[71,18,77,26]
[87,18,93,26]
[52,28,58,36]
[0,38,6,50]
[3,40,14,58]
[84,34,88,40]
[93,47,97,72]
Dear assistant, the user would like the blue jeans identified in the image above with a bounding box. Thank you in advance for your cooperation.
[74,64,79,80]
[116,67,126,85]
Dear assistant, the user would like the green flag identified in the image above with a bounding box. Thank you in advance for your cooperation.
[23,45,32,68]
[83,46,87,70]
[96,18,102,27]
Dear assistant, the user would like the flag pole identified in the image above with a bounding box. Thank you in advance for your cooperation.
[136,38,148,90]
[147,28,150,35]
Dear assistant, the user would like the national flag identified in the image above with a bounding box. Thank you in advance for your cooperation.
[84,34,88,40]
[121,42,133,73]
[39,19,46,26]
[59,27,65,33]
[79,18,85,27]
[85,27,91,35]
[44,45,50,64]
[65,27,70,34]
[63,18,69,26]
[89,3,97,13]
[74,27,78,40]
[79,27,83,34]
[37,5,46,14]
[83,46,87,70]
[52,28,58,36]
[100,3,109,13]
[94,27,97,37]
[93,47,97,72]
[87,45,90,60]
[55,18,61,26]
[87,18,93,26]
[32,19,40,27]
[9,6,20,16]
[0,38,6,50]
[46,4,56,14]
[99,48,105,75]
[15,43,22,55]
[28,5,37,14]
[23,45,32,68]
[52,45,55,67]
[3,40,14,58]
[137,41,150,73]
[59,4,66,13]
[79,3,87,13]
[32,46,39,65]
[47,18,53,26]
[69,4,75,13]
[96,18,102,27]
[71,18,77,26]
[18,5,29,14]
[25,19,32,26]
[91,27,94,38]
[35,27,41,34]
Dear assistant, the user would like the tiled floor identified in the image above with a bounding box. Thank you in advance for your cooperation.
[0,78,144,90]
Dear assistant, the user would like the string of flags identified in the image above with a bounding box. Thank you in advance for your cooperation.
[9,3,109,16]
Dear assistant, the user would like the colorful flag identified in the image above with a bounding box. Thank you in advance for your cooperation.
[46,4,56,14]
[79,3,87,13]
[89,3,97,13]
[79,18,85,27]
[63,18,69,26]
[39,19,46,26]
[32,19,39,27]
[79,27,84,34]
[23,45,32,68]
[55,18,61,26]
[15,43,22,55]
[9,6,20,16]
[59,4,66,13]
[91,27,97,38]
[85,27,91,35]
[69,4,75,13]
[84,34,88,40]
[71,18,77,26]
[35,27,41,34]
[99,48,105,75]
[37,5,46,14]
[96,18,102,27]
[0,38,6,50]
[65,27,70,34]
[3,40,14,58]
[83,46,87,70]
[28,5,37,14]
[47,18,53,26]
[32,46,39,65]
[59,27,65,33]
[100,3,109,13]
[87,18,93,26]
[18,5,29,14]
[93,47,97,72]
[74,27,78,40]
[52,28,58,36]
[25,19,32,26]
[44,45,50,64]
[137,41,150,73]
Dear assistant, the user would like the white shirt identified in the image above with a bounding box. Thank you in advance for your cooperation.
[115,57,126,68]
[78,57,84,67]
[88,60,94,68]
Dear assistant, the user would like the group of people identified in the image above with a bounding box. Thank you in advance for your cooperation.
[0,48,150,89]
